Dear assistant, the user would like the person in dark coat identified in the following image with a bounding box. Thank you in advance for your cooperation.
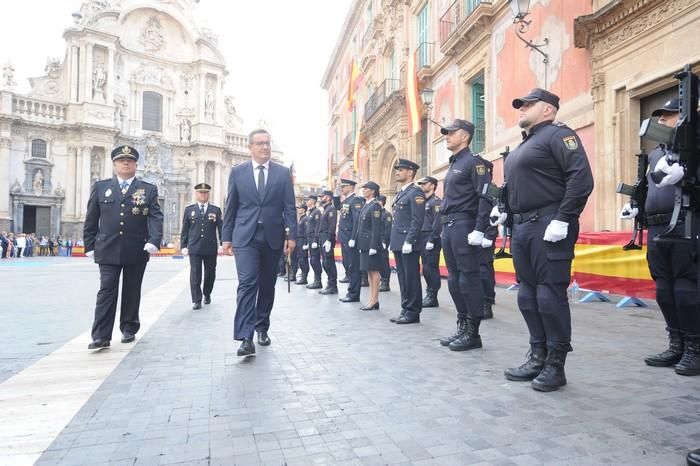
[180,183,223,310]
[377,195,392,292]
[295,203,310,285]
[83,145,164,350]
[354,181,383,310]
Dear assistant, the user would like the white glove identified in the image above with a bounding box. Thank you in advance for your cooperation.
[467,231,484,246]
[425,241,434,251]
[489,205,507,227]
[402,242,412,254]
[382,242,386,250]
[348,239,356,248]
[323,240,331,252]
[620,203,638,220]
[302,244,309,251]
[543,220,569,243]
[654,157,685,187]
[481,238,493,248]
[181,247,189,256]
[85,250,94,258]
[311,242,318,249]
[369,248,377,256]
[217,246,223,254]
[144,243,159,254]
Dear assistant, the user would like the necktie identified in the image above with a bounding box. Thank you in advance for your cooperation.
[200,205,205,216]
[120,181,129,194]
[257,165,266,197]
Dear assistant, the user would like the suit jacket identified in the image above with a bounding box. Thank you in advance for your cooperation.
[389,184,426,251]
[84,177,164,265]
[181,204,223,255]
[222,160,296,250]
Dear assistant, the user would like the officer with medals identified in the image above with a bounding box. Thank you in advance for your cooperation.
[305,195,323,289]
[294,202,310,285]
[377,195,392,292]
[317,190,338,295]
[337,179,365,303]
[180,183,223,310]
[389,159,425,324]
[417,176,442,308]
[437,119,492,352]
[84,145,163,350]
[492,89,594,392]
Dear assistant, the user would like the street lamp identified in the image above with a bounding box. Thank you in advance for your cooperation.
[509,0,550,88]
[420,87,434,109]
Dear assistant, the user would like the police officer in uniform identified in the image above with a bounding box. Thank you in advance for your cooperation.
[355,181,383,310]
[437,120,492,352]
[378,195,392,292]
[493,89,594,391]
[305,195,323,289]
[624,98,699,376]
[84,145,163,350]
[477,155,497,320]
[180,183,223,310]
[295,202,310,285]
[417,176,442,308]
[389,159,425,324]
[318,190,338,294]
[337,179,365,303]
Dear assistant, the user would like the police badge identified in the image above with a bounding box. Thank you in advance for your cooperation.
[563,136,578,150]
[208,213,217,222]
[132,207,140,215]
[104,188,112,198]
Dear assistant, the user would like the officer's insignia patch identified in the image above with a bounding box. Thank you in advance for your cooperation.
[563,136,578,150]
[208,213,217,221]
[143,208,149,215]
[415,197,425,204]
[373,211,380,218]
[104,188,112,197]
[191,211,196,217]
[132,207,140,215]
[476,165,486,175]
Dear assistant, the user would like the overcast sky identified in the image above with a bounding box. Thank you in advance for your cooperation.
[0,0,351,182]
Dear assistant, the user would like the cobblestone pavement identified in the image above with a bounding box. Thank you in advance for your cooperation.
[1,256,698,465]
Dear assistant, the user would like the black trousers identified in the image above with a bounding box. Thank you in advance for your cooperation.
[309,246,322,279]
[648,224,700,335]
[189,254,218,303]
[321,240,337,285]
[511,213,577,352]
[341,241,361,298]
[380,248,390,281]
[442,218,483,319]
[420,237,442,291]
[297,246,309,277]
[394,250,422,318]
[479,244,496,304]
[92,261,148,341]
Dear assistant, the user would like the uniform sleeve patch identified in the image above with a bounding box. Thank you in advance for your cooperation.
[476,165,485,175]
[415,197,425,204]
[563,135,578,150]
[373,210,380,218]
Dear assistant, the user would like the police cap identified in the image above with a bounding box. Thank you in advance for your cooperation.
[339,178,357,187]
[440,119,475,136]
[512,88,560,110]
[194,183,211,192]
[305,194,318,201]
[417,176,438,186]
[393,158,420,171]
[651,98,680,117]
[360,181,380,195]
[111,145,139,161]
[377,195,387,203]
[321,190,334,197]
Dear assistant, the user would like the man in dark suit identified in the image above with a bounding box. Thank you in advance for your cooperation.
[180,183,223,310]
[317,190,338,295]
[389,159,425,324]
[84,145,163,350]
[222,129,297,356]
[336,179,365,303]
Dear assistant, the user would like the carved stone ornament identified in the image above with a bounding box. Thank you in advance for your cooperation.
[591,72,605,103]
[140,16,165,53]
[131,62,174,90]
[45,58,62,79]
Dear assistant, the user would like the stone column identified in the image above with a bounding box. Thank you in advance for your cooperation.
[86,44,94,102]
[107,48,115,104]
[12,198,21,233]
[68,46,78,103]
[199,73,206,121]
[0,137,11,226]
[214,161,222,205]
[78,45,88,103]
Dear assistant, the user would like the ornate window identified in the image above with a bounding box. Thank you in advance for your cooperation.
[142,91,163,132]
[31,139,47,158]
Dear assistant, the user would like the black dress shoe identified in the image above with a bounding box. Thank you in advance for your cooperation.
[338,277,349,283]
[204,295,211,304]
[319,287,338,295]
[88,339,110,350]
[193,301,202,310]
[395,315,420,324]
[360,302,379,311]
[257,331,271,346]
[121,333,135,344]
[340,295,360,303]
[237,339,256,356]
[687,448,700,466]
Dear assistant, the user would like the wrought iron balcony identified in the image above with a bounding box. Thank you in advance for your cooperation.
[415,42,435,69]
[364,78,400,122]
[439,0,490,45]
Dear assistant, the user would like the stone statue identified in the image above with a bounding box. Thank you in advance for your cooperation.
[33,170,44,196]
[180,119,192,142]
[205,90,215,120]
[2,61,16,89]
[93,62,107,100]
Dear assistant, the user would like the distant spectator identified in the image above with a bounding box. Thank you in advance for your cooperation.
[16,233,26,257]
[66,238,73,256]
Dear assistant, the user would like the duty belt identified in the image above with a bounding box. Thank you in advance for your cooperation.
[646,212,685,226]
[440,212,474,225]
[512,204,560,224]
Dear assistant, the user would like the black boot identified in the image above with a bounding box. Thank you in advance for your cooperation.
[504,344,547,381]
[687,448,700,466]
[319,283,338,295]
[379,278,390,292]
[644,328,683,367]
[295,274,308,285]
[449,318,482,351]
[306,278,322,289]
[482,301,494,319]
[675,335,700,376]
[439,317,466,346]
[422,289,438,308]
[532,350,567,392]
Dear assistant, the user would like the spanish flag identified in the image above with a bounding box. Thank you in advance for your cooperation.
[346,60,362,111]
[406,53,421,135]
[353,116,363,171]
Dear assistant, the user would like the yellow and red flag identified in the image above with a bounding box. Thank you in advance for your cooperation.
[353,116,363,171]
[346,60,362,111]
[406,53,422,135]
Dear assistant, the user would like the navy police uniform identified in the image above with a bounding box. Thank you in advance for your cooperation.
[295,206,310,284]
[417,176,442,306]
[305,196,323,288]
[390,159,426,322]
[318,191,338,293]
[378,196,392,290]
[356,197,383,271]
[477,157,497,317]
[180,183,223,308]
[84,145,163,347]
[337,180,365,300]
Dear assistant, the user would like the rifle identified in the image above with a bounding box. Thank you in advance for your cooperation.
[285,227,292,293]
[615,148,648,250]
[644,64,700,242]
[481,146,512,259]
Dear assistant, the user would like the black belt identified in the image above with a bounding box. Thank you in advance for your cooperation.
[512,204,560,224]
[646,212,685,226]
[440,212,475,224]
